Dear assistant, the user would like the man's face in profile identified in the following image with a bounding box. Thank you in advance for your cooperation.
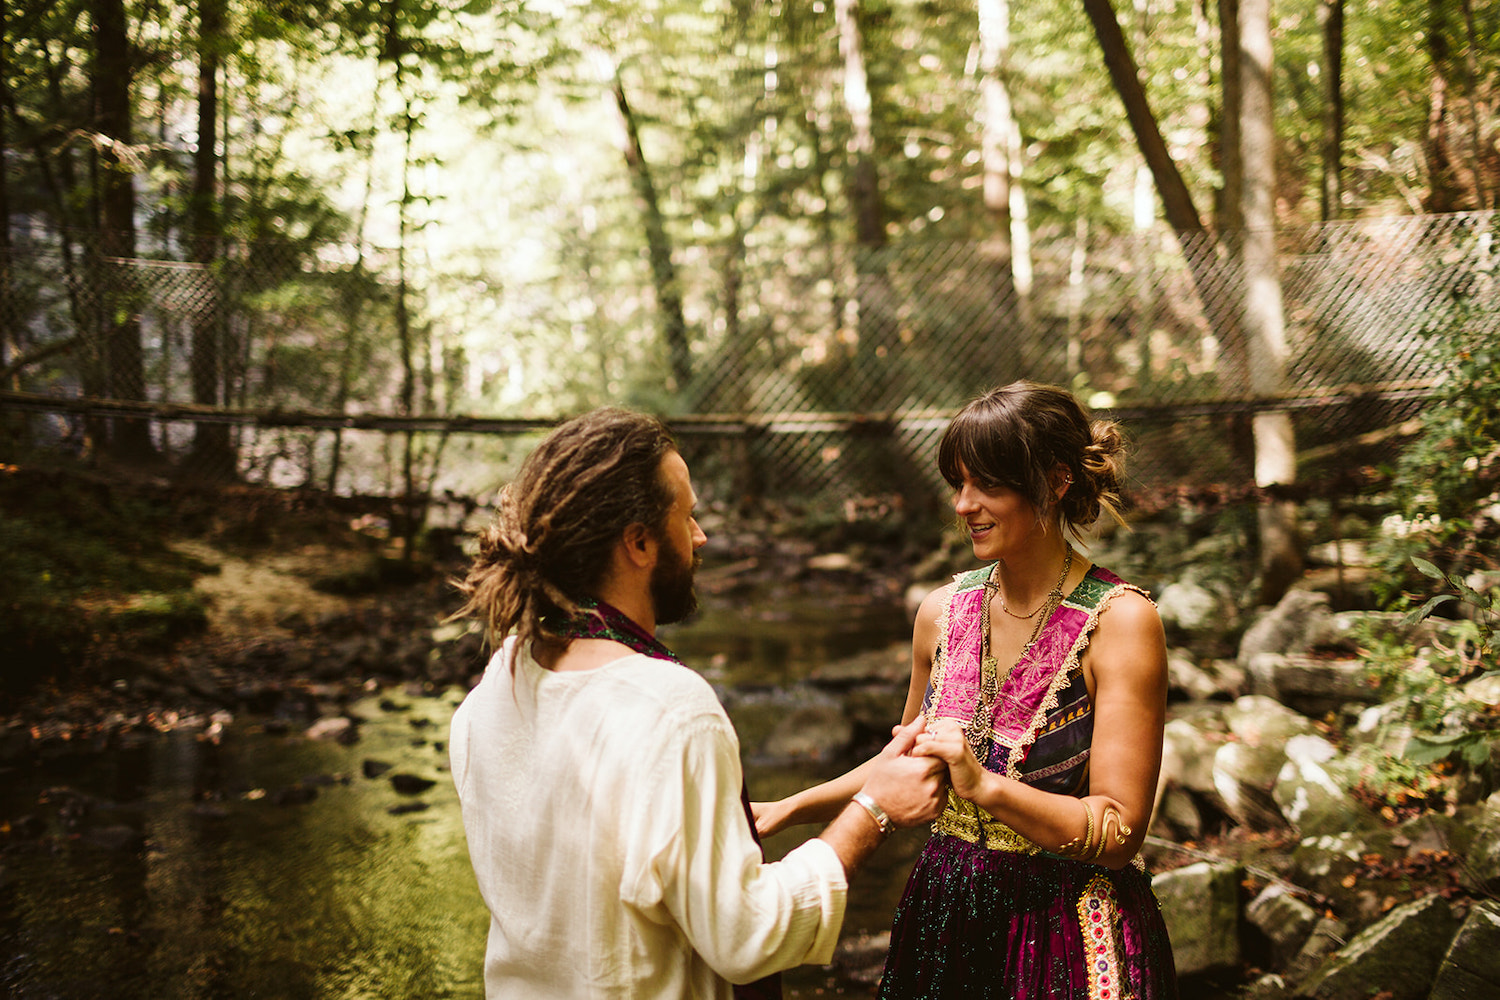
[651,451,704,626]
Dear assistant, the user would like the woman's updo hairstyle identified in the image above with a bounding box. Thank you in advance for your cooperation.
[452,408,679,653]
[937,380,1128,539]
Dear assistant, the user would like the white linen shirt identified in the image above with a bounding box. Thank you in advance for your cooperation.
[449,636,848,999]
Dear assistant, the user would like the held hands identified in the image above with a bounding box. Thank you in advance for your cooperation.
[911,718,986,801]
[857,718,947,828]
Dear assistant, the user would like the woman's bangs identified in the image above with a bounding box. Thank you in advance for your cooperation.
[939,409,1023,490]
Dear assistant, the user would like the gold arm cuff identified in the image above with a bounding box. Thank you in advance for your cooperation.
[931,790,1147,871]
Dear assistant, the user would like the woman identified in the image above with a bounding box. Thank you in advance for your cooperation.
[755,381,1177,999]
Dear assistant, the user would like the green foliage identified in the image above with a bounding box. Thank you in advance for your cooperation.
[1360,270,1500,785]
[1349,617,1497,803]
[1372,280,1500,606]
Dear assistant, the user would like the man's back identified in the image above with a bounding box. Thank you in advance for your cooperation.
[449,636,848,999]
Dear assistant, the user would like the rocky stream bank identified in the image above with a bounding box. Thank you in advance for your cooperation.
[3,474,1498,999]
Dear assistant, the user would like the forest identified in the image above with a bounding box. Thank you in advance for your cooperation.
[4,3,1500,998]
[3,0,1495,505]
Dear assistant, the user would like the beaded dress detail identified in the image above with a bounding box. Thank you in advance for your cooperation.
[878,565,1178,1000]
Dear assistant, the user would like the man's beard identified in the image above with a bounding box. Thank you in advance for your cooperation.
[651,537,700,626]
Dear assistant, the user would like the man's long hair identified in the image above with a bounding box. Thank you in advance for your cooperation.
[452,408,678,652]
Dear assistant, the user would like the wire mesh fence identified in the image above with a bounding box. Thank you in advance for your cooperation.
[2,211,1495,529]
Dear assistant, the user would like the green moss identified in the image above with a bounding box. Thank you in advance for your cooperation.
[0,467,210,694]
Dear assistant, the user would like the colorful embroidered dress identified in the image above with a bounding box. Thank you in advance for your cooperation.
[878,565,1178,1000]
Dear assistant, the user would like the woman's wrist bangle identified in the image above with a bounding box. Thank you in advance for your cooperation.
[852,790,893,836]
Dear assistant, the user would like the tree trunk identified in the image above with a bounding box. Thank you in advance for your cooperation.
[1215,0,1254,474]
[1081,0,1200,234]
[1318,0,1344,220]
[977,0,1031,336]
[1239,0,1302,603]
[1082,0,1249,402]
[611,70,691,392]
[93,0,154,460]
[1457,0,1493,209]
[187,0,235,480]
[834,0,904,409]
[0,0,14,398]
[1423,0,1463,212]
[836,0,884,250]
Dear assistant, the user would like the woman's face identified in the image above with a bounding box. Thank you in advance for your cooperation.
[951,464,1044,562]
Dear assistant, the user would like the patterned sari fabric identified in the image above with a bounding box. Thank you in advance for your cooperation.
[879,566,1178,1000]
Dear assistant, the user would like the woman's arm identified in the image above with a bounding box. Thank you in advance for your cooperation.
[912,588,1167,869]
[752,585,945,837]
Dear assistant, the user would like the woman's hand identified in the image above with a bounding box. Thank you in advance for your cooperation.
[912,719,987,801]
[858,718,948,828]
[751,798,795,839]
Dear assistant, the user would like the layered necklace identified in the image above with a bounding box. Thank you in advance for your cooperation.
[962,546,1074,756]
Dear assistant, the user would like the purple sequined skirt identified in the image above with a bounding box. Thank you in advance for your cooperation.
[878,833,1178,1000]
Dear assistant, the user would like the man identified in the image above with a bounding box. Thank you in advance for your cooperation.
[449,407,946,999]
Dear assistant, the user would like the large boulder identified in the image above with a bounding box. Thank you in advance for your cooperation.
[1157,579,1223,636]
[1153,861,1243,977]
[1223,694,1320,748]
[1238,589,1334,669]
[1429,899,1500,1000]
[1166,648,1225,701]
[1212,696,1319,829]
[1245,884,1320,970]
[1161,710,1229,799]
[1273,735,1378,838]
[1215,741,1289,829]
[1253,654,1380,718]
[1293,894,1458,1000]
[1458,791,1500,892]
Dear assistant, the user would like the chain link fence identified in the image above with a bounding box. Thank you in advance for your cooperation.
[2,211,1496,531]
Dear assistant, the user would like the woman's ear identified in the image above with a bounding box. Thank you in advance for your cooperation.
[1050,463,1074,502]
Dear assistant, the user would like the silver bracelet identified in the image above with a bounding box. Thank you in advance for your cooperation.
[852,791,893,835]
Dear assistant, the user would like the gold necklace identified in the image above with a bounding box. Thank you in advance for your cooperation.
[963,548,1074,756]
[994,547,1074,620]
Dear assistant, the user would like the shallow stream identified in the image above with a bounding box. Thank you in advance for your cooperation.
[0,593,920,999]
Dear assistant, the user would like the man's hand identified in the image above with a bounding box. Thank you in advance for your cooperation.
[857,718,947,828]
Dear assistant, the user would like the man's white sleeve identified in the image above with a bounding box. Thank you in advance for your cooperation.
[621,715,848,984]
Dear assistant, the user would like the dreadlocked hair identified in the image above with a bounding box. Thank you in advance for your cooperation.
[451,408,679,654]
[937,380,1128,541]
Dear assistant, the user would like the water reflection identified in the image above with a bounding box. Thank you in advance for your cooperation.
[1,593,916,999]
[1,693,486,999]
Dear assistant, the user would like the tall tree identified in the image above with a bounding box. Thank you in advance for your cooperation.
[977,0,1031,328]
[92,0,154,460]
[1239,0,1301,602]
[186,0,235,480]
[834,0,903,404]
[1082,0,1249,399]
[1318,0,1344,220]
[836,0,883,249]
[0,0,13,392]
[611,65,691,391]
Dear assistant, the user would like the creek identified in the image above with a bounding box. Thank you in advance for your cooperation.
[0,591,921,999]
